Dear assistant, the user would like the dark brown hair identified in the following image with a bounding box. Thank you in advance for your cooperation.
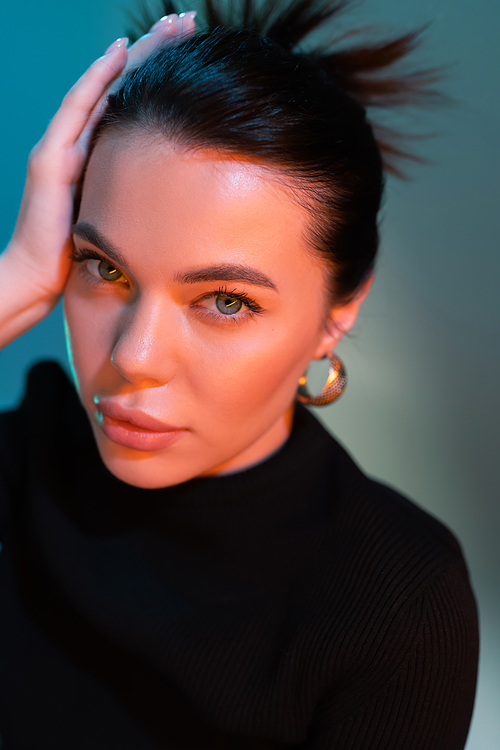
[86,0,443,309]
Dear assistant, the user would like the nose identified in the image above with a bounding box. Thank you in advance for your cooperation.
[110,296,178,385]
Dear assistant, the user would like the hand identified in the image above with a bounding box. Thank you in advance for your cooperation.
[94,12,198,125]
[3,12,197,314]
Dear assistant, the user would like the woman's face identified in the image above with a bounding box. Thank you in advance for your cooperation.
[64,133,352,488]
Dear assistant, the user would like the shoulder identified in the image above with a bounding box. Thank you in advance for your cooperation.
[296,423,479,741]
[341,470,477,628]
[0,360,73,438]
[0,405,23,531]
[288,417,479,725]
[298,414,478,638]
[290,404,470,592]
[0,360,76,531]
[314,423,470,584]
[352,472,468,581]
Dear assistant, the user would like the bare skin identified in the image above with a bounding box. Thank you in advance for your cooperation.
[0,12,196,348]
[1,11,372,489]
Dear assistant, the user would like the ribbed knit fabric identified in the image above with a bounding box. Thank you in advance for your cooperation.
[0,361,478,749]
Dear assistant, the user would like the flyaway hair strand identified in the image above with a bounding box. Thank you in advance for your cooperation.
[124,0,447,175]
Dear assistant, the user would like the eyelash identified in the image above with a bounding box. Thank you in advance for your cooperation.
[196,285,264,324]
[68,246,265,325]
[68,246,122,287]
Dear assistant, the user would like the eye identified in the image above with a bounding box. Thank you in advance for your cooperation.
[193,286,264,324]
[69,246,129,286]
[200,292,245,317]
[86,259,126,283]
[215,294,243,315]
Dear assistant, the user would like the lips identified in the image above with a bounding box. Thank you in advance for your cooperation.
[95,400,187,452]
[97,400,183,433]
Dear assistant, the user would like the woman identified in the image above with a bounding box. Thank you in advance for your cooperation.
[0,1,478,748]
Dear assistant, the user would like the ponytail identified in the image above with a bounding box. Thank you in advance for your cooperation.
[94,0,445,305]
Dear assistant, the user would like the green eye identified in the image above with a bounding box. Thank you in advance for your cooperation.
[97,260,123,282]
[215,295,243,315]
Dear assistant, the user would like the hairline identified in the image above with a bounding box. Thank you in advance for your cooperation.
[86,123,342,326]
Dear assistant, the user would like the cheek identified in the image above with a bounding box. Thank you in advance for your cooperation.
[62,271,317,420]
[189,290,322,412]
[62,278,120,389]
[190,327,311,419]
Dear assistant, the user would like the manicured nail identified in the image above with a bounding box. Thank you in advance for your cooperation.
[175,11,197,35]
[149,13,176,33]
[104,37,128,55]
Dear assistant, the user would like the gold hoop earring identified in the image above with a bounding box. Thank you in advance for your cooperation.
[296,352,347,407]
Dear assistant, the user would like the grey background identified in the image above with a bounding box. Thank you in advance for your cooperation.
[1,1,498,746]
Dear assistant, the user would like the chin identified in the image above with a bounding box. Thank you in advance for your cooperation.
[97,448,198,489]
[88,423,196,489]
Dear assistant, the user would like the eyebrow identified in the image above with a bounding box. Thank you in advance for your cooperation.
[173,265,277,290]
[72,222,128,269]
[71,221,278,291]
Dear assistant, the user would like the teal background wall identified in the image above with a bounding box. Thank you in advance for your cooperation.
[1,1,498,746]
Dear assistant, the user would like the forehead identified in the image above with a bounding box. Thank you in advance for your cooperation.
[82,133,299,217]
[79,133,325,285]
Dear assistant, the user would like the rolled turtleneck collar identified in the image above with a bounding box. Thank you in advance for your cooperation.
[2,361,477,749]
[19,361,349,604]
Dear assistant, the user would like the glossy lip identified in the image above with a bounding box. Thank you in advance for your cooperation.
[97,400,184,433]
[95,400,188,452]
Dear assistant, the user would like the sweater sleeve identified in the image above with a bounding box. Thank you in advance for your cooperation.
[302,560,479,750]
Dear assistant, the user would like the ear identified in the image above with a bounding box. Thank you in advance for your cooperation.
[311,272,374,360]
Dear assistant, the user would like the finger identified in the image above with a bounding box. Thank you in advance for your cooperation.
[175,11,198,39]
[77,11,197,156]
[121,10,197,76]
[88,16,177,113]
[147,13,178,35]
[43,40,128,150]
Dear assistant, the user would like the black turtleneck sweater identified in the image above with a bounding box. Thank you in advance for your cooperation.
[0,361,478,749]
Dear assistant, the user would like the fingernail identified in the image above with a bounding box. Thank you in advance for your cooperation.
[149,13,176,33]
[176,11,197,32]
[104,37,128,55]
